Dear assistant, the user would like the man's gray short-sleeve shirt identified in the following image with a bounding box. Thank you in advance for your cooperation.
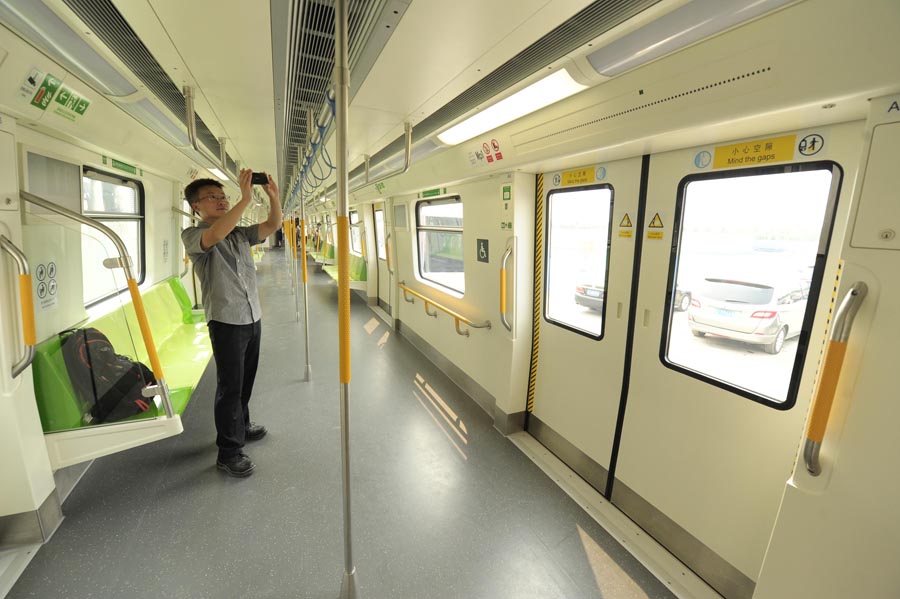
[182,222,262,325]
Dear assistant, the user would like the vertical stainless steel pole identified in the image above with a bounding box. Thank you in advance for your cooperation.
[299,175,312,382]
[335,0,357,597]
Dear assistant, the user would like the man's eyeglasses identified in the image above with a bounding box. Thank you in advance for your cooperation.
[198,194,229,202]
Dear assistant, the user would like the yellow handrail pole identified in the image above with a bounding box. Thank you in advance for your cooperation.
[397,282,491,332]
[0,235,37,377]
[500,266,507,318]
[335,0,358,594]
[18,274,36,346]
[21,191,173,416]
[300,219,308,284]
[803,281,867,475]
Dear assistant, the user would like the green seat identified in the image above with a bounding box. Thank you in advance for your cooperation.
[31,276,210,433]
[322,255,367,284]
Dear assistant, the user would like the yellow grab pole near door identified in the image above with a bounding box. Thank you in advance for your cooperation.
[803,281,867,476]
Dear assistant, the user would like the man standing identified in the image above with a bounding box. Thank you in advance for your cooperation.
[181,169,282,477]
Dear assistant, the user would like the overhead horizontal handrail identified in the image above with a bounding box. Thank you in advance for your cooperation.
[20,191,174,418]
[350,122,412,194]
[173,207,199,222]
[500,243,513,332]
[0,235,36,378]
[803,281,868,476]
[183,85,235,184]
[398,281,490,337]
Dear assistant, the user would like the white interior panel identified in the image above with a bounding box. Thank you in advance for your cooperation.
[531,158,641,468]
[613,121,863,581]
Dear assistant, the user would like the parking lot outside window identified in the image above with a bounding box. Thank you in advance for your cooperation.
[544,185,614,339]
[416,197,464,295]
[661,163,841,408]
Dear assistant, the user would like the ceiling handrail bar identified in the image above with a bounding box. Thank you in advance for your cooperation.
[183,85,236,184]
[350,122,412,194]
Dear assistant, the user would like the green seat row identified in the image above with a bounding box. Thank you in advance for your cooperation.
[322,254,367,282]
[31,276,212,433]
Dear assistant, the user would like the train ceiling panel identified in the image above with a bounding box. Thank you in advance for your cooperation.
[348,0,595,151]
[345,0,660,184]
[137,0,278,176]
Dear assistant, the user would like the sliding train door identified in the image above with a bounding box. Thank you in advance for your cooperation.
[526,158,641,490]
[611,123,862,598]
[373,202,391,313]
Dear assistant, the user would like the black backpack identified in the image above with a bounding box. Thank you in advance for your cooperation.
[60,327,157,424]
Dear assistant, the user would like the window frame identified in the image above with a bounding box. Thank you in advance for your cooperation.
[659,160,844,410]
[542,183,615,341]
[81,167,146,308]
[415,195,464,296]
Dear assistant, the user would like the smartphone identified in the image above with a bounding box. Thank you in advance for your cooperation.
[251,172,269,185]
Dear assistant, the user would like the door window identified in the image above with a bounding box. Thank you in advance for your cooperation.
[544,185,613,338]
[662,164,840,407]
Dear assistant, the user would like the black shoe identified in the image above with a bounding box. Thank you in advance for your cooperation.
[246,422,267,441]
[216,453,255,477]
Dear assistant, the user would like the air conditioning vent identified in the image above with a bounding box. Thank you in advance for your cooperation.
[64,0,235,165]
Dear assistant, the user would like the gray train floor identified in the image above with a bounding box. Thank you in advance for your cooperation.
[9,250,676,599]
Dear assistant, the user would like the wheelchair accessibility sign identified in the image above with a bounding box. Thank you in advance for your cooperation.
[477,239,489,263]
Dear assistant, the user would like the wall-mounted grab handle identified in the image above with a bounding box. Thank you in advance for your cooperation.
[500,245,512,331]
[803,281,868,476]
[0,235,36,378]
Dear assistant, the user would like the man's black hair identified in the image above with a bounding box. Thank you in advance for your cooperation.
[184,178,223,204]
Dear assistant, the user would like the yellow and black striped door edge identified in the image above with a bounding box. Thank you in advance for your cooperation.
[526,173,544,413]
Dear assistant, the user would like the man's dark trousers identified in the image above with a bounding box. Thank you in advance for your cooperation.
[208,319,262,460]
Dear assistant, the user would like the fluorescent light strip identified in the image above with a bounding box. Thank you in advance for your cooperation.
[437,69,587,146]
[208,168,228,181]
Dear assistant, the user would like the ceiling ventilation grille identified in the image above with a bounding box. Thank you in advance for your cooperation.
[282,0,388,175]
[354,0,659,177]
[64,0,235,168]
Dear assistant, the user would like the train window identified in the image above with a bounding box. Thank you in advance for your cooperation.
[374,209,387,260]
[662,164,840,407]
[81,168,145,305]
[544,185,613,339]
[416,197,464,294]
[349,210,363,255]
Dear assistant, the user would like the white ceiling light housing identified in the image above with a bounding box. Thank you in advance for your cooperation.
[587,0,795,77]
[437,69,588,146]
[208,168,228,181]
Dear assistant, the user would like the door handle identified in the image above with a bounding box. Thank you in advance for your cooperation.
[500,244,513,331]
[803,281,867,476]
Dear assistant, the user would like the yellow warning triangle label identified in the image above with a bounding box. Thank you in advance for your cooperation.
[649,212,664,228]
[619,213,633,228]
